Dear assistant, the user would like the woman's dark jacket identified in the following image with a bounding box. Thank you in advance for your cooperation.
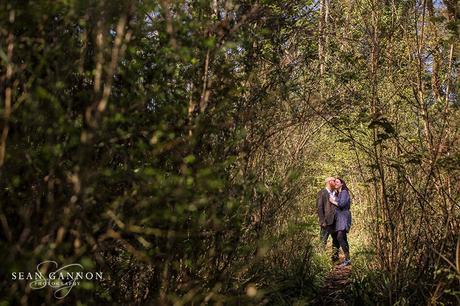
[335,189,352,232]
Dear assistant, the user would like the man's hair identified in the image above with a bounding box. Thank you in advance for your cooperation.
[325,177,335,184]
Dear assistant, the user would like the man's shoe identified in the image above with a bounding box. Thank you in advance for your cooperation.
[340,259,351,267]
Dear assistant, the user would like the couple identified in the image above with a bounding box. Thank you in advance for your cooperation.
[317,177,352,266]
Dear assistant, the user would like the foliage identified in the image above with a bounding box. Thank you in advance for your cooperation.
[0,0,458,305]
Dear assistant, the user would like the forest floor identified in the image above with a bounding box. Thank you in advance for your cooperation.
[312,254,352,305]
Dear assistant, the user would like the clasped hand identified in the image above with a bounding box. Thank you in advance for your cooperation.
[329,196,338,206]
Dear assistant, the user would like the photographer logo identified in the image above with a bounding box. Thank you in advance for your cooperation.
[11,260,103,299]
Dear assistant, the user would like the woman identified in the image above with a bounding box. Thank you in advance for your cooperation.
[329,178,352,266]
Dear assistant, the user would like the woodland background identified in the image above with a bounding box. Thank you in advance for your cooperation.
[0,0,458,305]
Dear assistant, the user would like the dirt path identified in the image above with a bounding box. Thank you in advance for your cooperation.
[312,256,352,305]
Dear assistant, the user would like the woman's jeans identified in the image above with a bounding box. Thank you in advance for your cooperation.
[336,230,350,260]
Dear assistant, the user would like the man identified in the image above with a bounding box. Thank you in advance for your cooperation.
[317,176,340,261]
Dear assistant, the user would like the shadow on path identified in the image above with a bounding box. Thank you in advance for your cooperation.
[312,256,352,305]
